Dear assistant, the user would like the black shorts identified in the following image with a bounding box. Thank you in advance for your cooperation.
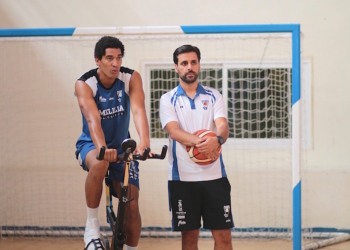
[168,177,234,231]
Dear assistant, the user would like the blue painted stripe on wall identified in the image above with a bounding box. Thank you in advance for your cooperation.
[0,28,76,37]
[293,181,302,250]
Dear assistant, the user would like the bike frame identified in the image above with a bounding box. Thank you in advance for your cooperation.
[105,149,133,250]
[98,139,167,250]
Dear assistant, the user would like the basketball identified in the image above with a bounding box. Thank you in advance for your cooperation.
[186,129,222,165]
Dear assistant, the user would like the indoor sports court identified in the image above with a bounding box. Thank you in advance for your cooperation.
[1,1,350,250]
[1,238,350,250]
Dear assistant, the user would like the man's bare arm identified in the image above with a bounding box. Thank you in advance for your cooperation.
[129,71,150,153]
[75,80,117,161]
[193,117,229,161]
[214,117,229,142]
[164,121,205,147]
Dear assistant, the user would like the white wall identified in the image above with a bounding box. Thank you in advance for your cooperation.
[1,0,349,231]
[1,0,349,169]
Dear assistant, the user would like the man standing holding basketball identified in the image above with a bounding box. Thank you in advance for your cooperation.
[159,45,234,250]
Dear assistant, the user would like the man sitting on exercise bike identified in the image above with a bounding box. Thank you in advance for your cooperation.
[74,36,151,250]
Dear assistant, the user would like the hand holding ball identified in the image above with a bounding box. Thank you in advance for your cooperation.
[186,129,222,165]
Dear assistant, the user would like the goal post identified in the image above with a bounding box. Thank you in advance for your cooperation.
[182,24,302,250]
[0,24,347,250]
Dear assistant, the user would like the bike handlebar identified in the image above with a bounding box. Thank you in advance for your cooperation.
[96,145,168,162]
[96,146,106,161]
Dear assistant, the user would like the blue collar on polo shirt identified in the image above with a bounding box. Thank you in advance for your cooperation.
[176,83,207,98]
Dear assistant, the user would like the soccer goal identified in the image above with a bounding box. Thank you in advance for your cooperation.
[0,25,349,250]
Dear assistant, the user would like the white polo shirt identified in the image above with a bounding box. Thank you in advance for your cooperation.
[159,83,228,181]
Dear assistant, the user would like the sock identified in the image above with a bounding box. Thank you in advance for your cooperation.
[87,206,99,219]
[125,245,138,250]
[85,206,101,249]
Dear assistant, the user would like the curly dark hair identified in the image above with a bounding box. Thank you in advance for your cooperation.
[94,36,125,60]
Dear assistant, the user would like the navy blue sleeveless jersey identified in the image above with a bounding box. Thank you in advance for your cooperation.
[76,67,134,154]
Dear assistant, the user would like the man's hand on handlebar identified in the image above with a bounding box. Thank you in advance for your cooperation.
[134,141,154,158]
[96,141,167,162]
[95,147,121,162]
[103,148,119,162]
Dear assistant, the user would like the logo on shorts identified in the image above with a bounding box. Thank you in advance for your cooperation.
[202,100,209,110]
[176,200,187,224]
[178,220,186,226]
[223,205,230,218]
[224,205,231,223]
[178,200,183,212]
[129,162,139,180]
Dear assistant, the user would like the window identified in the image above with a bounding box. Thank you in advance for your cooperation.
[145,61,311,148]
[227,68,291,139]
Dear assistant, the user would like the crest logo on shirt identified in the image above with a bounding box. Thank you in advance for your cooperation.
[202,100,209,110]
[99,96,107,102]
[117,90,122,102]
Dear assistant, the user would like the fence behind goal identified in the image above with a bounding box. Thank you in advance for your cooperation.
[0,25,348,250]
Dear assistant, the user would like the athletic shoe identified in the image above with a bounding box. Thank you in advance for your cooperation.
[84,218,103,250]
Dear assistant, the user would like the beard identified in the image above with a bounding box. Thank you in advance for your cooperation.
[180,71,199,84]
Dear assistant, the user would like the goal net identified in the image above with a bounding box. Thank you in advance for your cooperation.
[0,25,348,250]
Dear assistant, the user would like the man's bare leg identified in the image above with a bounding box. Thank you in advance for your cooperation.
[85,149,109,208]
[212,228,233,250]
[181,229,200,250]
[84,149,109,249]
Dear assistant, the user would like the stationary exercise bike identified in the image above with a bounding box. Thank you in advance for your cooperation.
[96,139,167,250]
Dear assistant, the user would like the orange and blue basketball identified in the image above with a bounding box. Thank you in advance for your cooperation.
[186,129,222,165]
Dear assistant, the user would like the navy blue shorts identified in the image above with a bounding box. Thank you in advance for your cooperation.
[75,141,140,195]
